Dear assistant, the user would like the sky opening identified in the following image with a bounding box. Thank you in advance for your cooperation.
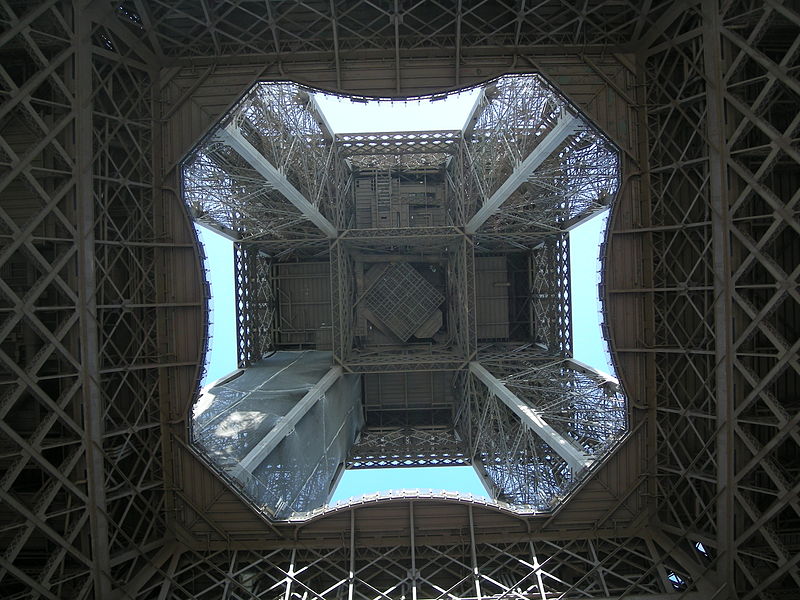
[194,86,615,505]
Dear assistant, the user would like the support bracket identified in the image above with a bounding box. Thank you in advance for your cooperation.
[465,114,582,234]
[469,362,591,471]
[232,366,343,476]
[217,124,338,238]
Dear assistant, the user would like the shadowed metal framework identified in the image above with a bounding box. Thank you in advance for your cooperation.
[0,1,798,599]
[182,75,625,518]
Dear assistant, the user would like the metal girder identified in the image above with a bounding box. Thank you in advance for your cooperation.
[462,84,492,139]
[235,245,276,367]
[566,358,619,388]
[347,428,468,469]
[190,210,241,241]
[564,205,611,231]
[216,124,338,238]
[472,457,502,499]
[465,114,581,234]
[336,130,460,157]
[640,0,800,596]
[7,0,800,597]
[75,9,112,598]
[232,366,342,476]
[165,531,696,599]
[306,92,335,142]
[702,0,736,593]
[469,362,591,471]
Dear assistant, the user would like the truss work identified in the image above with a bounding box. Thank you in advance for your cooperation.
[181,73,624,519]
[0,1,798,599]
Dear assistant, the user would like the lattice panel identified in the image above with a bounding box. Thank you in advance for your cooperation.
[235,244,276,367]
[348,428,468,469]
[0,2,179,597]
[645,0,800,596]
[458,358,627,510]
[128,0,673,64]
[528,233,572,354]
[183,82,340,242]
[363,262,444,342]
[3,1,797,599]
[153,532,686,599]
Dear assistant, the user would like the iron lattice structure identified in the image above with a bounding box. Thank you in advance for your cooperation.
[181,73,623,520]
[0,1,797,599]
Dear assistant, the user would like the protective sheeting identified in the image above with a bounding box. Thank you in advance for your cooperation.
[192,351,363,519]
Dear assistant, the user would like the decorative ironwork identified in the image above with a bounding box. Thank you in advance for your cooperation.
[181,74,624,521]
[235,244,276,367]
[2,1,796,598]
[347,428,468,469]
[362,262,444,342]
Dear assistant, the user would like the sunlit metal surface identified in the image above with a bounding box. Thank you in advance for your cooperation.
[182,75,625,518]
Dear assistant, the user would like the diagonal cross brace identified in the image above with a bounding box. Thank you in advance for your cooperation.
[232,366,343,477]
[217,124,338,238]
[469,362,591,471]
[465,114,582,234]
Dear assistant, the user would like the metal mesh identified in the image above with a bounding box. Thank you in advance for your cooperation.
[363,262,444,341]
[191,351,363,519]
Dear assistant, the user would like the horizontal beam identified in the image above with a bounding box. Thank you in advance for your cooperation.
[564,205,611,231]
[469,362,590,471]
[217,124,338,238]
[465,114,582,234]
[191,210,241,241]
[565,358,620,391]
[233,366,343,475]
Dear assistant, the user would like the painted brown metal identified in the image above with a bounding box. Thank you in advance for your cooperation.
[0,1,797,598]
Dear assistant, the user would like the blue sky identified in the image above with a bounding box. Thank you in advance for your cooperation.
[195,90,614,503]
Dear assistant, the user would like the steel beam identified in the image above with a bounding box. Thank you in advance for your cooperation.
[564,206,610,231]
[469,362,590,471]
[216,124,338,238]
[304,91,335,142]
[467,505,484,600]
[190,210,241,242]
[409,502,418,600]
[348,510,355,600]
[462,83,493,139]
[232,366,343,476]
[283,548,296,600]
[565,358,620,390]
[465,114,581,234]
[529,541,548,600]
[472,458,500,499]
[702,0,736,594]
[75,7,112,597]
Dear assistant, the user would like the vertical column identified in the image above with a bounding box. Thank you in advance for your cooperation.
[155,550,181,600]
[283,548,296,600]
[468,506,483,600]
[232,366,342,477]
[74,2,111,598]
[702,0,736,594]
[634,44,660,525]
[409,502,418,600]
[464,115,581,234]
[348,509,356,600]
[469,362,590,470]
[528,541,548,600]
[216,125,338,238]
